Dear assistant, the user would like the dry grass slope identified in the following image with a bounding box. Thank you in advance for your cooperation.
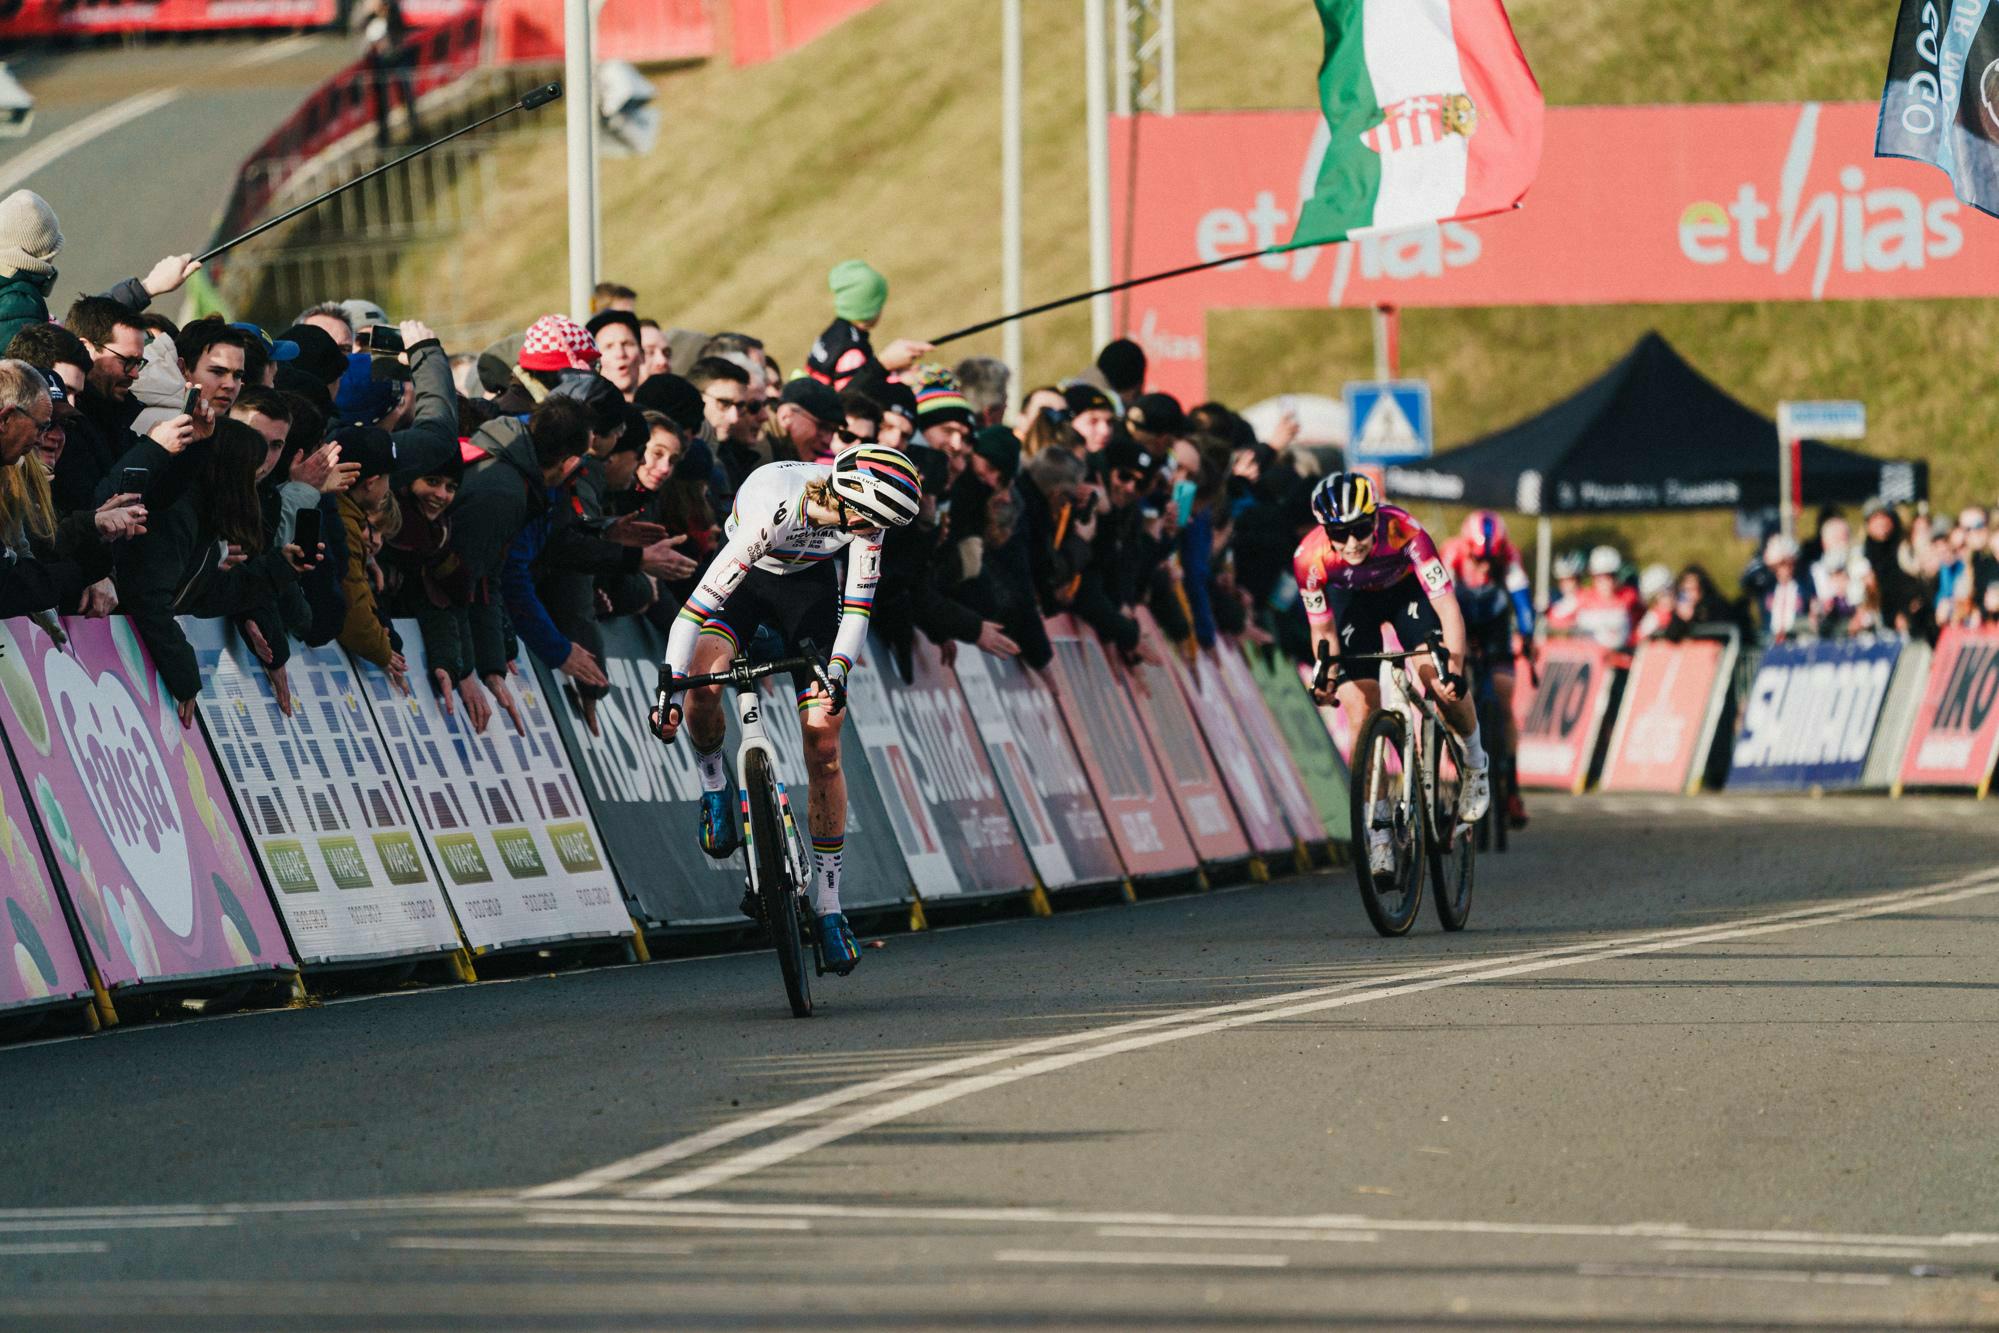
[405,0,1987,582]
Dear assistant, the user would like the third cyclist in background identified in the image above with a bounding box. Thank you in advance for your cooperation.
[1444,510,1534,830]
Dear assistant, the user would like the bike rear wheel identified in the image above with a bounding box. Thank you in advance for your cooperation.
[1428,733,1476,932]
[746,750,812,1018]
[1350,710,1424,937]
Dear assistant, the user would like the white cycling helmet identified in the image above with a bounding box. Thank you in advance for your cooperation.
[1587,544,1623,577]
[830,442,922,529]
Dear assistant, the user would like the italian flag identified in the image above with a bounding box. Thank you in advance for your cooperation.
[1289,0,1544,247]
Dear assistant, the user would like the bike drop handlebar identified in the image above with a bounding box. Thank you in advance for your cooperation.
[1313,636,1455,695]
[650,639,838,743]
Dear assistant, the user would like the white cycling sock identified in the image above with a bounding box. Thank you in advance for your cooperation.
[812,836,844,916]
[1462,722,1488,770]
[694,743,728,794]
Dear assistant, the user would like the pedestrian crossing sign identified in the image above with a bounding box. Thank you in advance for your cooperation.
[1344,380,1432,465]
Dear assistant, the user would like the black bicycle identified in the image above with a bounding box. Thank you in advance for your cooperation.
[654,647,838,1018]
[1315,637,1476,936]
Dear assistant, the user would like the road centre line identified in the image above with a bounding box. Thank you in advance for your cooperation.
[522,1213,809,1231]
[615,872,1999,1200]
[0,1215,234,1232]
[1578,1263,1892,1287]
[1097,1225,1379,1244]
[995,1249,1289,1269]
[0,1242,108,1256]
[531,871,1999,1201]
[390,1237,692,1257]
[1654,1239,1933,1260]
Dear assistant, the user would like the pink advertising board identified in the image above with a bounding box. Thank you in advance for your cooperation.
[0,618,294,992]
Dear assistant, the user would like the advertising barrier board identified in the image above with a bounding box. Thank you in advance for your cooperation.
[0,750,90,1014]
[356,622,632,951]
[1124,616,1252,866]
[1041,617,1199,879]
[1213,642,1329,849]
[845,637,1034,900]
[186,621,463,966]
[1897,628,1999,794]
[1600,636,1736,794]
[952,649,1122,891]
[1728,636,1903,791]
[0,618,293,991]
[1512,638,1616,792]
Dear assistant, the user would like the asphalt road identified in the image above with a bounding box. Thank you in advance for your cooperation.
[3,792,1999,1329]
[0,36,352,302]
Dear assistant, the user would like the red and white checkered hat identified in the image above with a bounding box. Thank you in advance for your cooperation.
[518,314,600,372]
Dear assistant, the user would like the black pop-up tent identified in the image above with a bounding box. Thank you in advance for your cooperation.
[1384,332,1928,515]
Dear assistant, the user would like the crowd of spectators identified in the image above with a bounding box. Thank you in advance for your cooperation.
[0,189,1339,737]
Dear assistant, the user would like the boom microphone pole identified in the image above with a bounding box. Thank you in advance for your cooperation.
[196,82,564,265]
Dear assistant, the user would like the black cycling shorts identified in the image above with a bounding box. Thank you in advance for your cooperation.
[695,561,840,698]
[1329,575,1444,682]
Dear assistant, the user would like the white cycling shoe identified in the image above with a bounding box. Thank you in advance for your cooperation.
[1456,761,1492,825]
[1367,829,1398,877]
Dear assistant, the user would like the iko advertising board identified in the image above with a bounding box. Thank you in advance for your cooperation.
[951,649,1122,891]
[185,621,463,966]
[356,622,632,952]
[845,636,1034,900]
[1123,617,1252,866]
[1512,638,1616,793]
[1109,103,1999,403]
[1728,637,1903,792]
[1041,616,1199,879]
[1899,628,1999,794]
[1600,637,1737,794]
[1213,642,1326,849]
[0,618,293,992]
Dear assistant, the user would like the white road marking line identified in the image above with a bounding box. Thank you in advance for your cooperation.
[620,872,1999,1200]
[1578,1263,1893,1287]
[522,1213,809,1232]
[390,1237,693,1257]
[0,1242,108,1256]
[995,1249,1288,1269]
[0,88,182,192]
[0,1216,235,1233]
[1098,1225,1378,1244]
[592,1198,1999,1250]
[536,872,1998,1201]
[1655,1239,1932,1261]
[228,35,316,69]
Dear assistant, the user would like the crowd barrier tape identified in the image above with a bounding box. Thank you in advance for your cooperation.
[355,620,632,952]
[1896,627,1999,795]
[186,621,464,967]
[951,648,1124,893]
[1170,637,1294,859]
[1124,613,1253,867]
[1512,638,1616,793]
[537,618,909,927]
[729,0,882,65]
[1727,636,1903,792]
[1041,616,1200,880]
[1216,643,1334,850]
[846,636,1036,901]
[0,617,296,1007]
[1599,636,1736,794]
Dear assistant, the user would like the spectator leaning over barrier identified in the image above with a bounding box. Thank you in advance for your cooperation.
[1063,384,1116,456]
[587,309,643,401]
[1570,545,1639,652]
[117,417,316,726]
[913,366,976,473]
[768,377,844,465]
[1634,563,1675,639]
[805,260,932,391]
[5,323,90,502]
[327,425,410,691]
[863,378,919,453]
[103,317,255,512]
[380,440,495,727]
[688,355,758,499]
[870,443,1018,681]
[1019,385,1068,438]
[61,295,155,509]
[954,424,1051,670]
[957,356,1011,429]
[1863,499,1925,637]
[1759,533,1811,643]
[840,390,882,444]
[1065,432,1158,665]
[494,314,600,415]
[638,319,671,382]
[293,303,355,355]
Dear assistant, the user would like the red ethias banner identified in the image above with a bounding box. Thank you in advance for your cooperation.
[0,0,337,35]
[1599,638,1729,793]
[1125,612,1252,866]
[1042,616,1199,879]
[493,0,713,63]
[1511,638,1615,793]
[1110,103,1999,403]
[1898,627,1999,793]
[730,0,880,64]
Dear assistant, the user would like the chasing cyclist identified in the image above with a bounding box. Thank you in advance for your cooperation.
[1443,511,1535,829]
[648,442,922,974]
[1296,472,1490,875]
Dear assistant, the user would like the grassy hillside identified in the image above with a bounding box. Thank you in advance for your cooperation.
[394,0,1982,581]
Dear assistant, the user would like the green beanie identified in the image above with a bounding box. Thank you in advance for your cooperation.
[829,259,888,323]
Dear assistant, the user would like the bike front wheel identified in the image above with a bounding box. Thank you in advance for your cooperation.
[746,749,812,1018]
[1349,710,1424,937]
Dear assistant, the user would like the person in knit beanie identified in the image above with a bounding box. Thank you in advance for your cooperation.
[803,258,935,392]
[0,191,63,352]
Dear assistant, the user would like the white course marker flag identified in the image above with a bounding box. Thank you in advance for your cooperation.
[1289,0,1544,247]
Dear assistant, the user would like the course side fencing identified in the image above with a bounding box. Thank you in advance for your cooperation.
[1124,613,1253,869]
[1727,636,1907,792]
[1221,643,1339,853]
[187,620,463,968]
[1513,638,1617,793]
[0,617,296,1020]
[1599,636,1737,794]
[1898,627,1999,795]
[1168,632,1295,860]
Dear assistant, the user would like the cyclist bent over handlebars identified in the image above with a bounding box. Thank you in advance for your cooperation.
[648,444,922,974]
[1294,472,1490,876]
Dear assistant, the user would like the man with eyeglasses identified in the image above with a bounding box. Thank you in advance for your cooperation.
[767,377,846,464]
[688,355,760,503]
[1297,472,1489,876]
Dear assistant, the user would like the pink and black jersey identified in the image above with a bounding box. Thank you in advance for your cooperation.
[1293,505,1453,623]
